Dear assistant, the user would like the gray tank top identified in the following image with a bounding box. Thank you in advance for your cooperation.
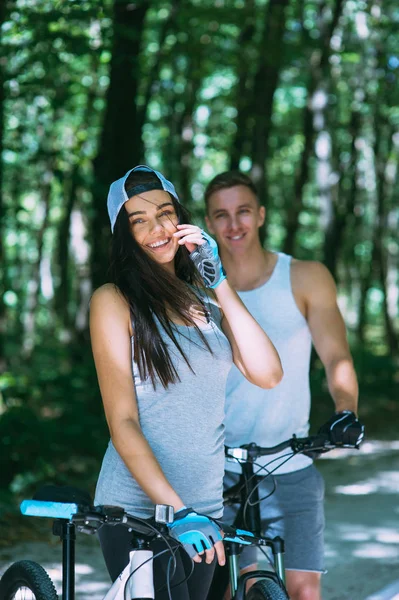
[225,253,313,475]
[95,295,232,518]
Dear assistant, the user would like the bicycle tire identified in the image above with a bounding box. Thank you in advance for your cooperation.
[0,560,58,600]
[246,578,290,600]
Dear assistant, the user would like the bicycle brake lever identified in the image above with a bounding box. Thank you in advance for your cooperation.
[223,530,255,546]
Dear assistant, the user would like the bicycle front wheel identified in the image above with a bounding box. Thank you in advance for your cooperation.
[0,560,58,600]
[246,578,289,600]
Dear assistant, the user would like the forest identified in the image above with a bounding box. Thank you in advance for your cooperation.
[1,0,398,510]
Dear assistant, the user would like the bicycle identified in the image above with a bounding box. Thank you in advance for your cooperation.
[207,433,349,600]
[0,483,295,600]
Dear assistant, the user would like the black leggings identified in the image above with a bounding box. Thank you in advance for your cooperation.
[98,523,216,600]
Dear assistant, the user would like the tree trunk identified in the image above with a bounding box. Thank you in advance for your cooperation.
[91,0,149,289]
[55,78,98,331]
[22,169,53,357]
[54,170,79,329]
[250,0,289,208]
[283,0,345,256]
[137,0,181,134]
[175,55,203,204]
[229,0,256,171]
[374,123,398,355]
[323,110,361,279]
[0,0,8,370]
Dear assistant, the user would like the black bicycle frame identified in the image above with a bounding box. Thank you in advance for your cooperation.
[207,459,286,599]
[53,519,76,600]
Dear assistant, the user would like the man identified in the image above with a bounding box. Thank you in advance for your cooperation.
[204,172,364,600]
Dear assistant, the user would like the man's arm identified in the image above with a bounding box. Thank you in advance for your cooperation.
[292,261,358,413]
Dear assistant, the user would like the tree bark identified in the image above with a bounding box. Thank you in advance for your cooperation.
[323,110,360,279]
[91,0,149,289]
[0,0,8,370]
[229,0,256,171]
[55,78,98,330]
[174,55,203,204]
[22,168,53,357]
[250,0,289,207]
[54,170,79,329]
[137,0,181,134]
[283,0,345,256]
[374,123,398,355]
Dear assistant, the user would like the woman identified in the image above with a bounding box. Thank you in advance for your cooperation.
[91,165,283,599]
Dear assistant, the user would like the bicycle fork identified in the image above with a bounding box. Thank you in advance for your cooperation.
[228,537,286,598]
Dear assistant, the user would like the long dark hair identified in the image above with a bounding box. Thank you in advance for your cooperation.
[109,170,212,389]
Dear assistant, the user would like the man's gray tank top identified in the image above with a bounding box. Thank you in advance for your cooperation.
[225,253,313,475]
[95,296,232,518]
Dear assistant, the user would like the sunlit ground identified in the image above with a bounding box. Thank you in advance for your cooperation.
[258,440,399,600]
[320,440,399,600]
[1,440,399,599]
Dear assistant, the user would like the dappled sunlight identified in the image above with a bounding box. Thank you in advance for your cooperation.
[375,530,399,544]
[335,525,399,547]
[325,521,399,569]
[334,481,379,495]
[322,442,399,597]
[76,580,110,595]
[44,565,62,584]
[76,563,95,575]
[334,470,399,495]
[37,560,109,598]
[353,543,399,560]
[340,529,370,542]
[320,440,399,461]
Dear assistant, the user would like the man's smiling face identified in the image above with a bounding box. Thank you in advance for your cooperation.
[205,185,265,256]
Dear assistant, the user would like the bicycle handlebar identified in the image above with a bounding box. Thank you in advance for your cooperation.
[21,498,261,551]
[71,504,174,538]
[20,498,174,539]
[225,433,346,462]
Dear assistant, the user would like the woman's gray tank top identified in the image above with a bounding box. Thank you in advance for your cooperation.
[95,296,232,518]
[225,253,313,475]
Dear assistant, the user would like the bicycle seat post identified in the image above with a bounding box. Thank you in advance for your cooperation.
[53,519,76,600]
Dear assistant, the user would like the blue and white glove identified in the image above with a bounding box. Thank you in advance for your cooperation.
[167,507,223,559]
[189,231,226,289]
[318,410,365,447]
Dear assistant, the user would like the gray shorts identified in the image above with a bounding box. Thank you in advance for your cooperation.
[223,464,325,573]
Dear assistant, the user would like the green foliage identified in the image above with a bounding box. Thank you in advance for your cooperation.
[0,340,107,496]
[1,0,398,511]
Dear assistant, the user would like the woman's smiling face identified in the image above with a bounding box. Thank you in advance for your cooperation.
[124,190,180,268]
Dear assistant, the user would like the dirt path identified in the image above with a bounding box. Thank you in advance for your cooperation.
[319,441,399,600]
[1,440,398,599]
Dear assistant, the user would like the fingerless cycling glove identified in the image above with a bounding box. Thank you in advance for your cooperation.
[168,507,222,559]
[189,231,226,289]
[318,410,364,447]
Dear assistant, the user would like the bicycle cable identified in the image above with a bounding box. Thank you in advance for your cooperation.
[165,542,196,595]
[122,542,194,600]
[123,548,170,600]
[240,443,329,532]
[257,544,287,590]
[242,453,295,529]
[119,514,178,600]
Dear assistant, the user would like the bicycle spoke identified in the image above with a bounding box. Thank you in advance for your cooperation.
[13,587,36,600]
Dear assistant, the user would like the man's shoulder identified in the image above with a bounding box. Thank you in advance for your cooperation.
[291,258,333,280]
[290,259,337,300]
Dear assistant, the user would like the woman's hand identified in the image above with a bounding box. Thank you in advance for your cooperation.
[173,224,205,253]
[174,225,226,289]
[168,508,225,566]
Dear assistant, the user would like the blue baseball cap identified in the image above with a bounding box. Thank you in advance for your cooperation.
[107,164,180,232]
